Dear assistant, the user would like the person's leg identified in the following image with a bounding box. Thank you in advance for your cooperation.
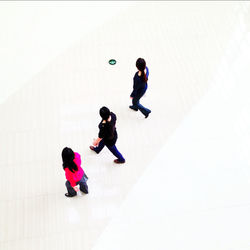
[91,139,105,153]
[131,97,139,109]
[133,97,151,117]
[78,177,88,194]
[129,103,138,111]
[129,105,138,111]
[137,102,151,117]
[83,172,88,181]
[107,144,125,163]
[129,96,139,111]
[65,181,77,197]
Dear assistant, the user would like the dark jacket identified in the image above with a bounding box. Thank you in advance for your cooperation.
[98,112,118,146]
[130,66,149,98]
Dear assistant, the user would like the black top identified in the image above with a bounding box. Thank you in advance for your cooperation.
[130,66,149,98]
[98,112,118,146]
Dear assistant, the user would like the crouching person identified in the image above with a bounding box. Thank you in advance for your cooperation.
[62,147,88,197]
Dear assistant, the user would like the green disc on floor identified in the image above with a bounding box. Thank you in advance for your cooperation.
[109,59,116,65]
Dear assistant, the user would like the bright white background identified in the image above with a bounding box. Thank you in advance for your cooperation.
[0,1,136,103]
[0,2,250,250]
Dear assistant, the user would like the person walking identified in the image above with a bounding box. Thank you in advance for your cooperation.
[62,147,88,197]
[90,106,125,164]
[130,58,151,118]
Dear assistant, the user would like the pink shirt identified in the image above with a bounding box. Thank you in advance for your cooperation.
[65,152,84,187]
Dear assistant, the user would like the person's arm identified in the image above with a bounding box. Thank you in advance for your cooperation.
[74,152,81,167]
[65,169,79,192]
[92,121,105,146]
[112,113,117,123]
[65,168,78,189]
[130,76,140,98]
[146,66,149,79]
[93,137,102,146]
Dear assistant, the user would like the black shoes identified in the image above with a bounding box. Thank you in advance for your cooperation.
[89,146,95,151]
[80,188,88,194]
[129,105,138,111]
[145,110,151,118]
[130,105,151,118]
[65,193,76,197]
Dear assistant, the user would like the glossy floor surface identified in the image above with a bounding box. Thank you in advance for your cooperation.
[1,2,250,250]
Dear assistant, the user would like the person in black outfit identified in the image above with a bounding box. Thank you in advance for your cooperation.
[130,58,151,118]
[90,106,125,164]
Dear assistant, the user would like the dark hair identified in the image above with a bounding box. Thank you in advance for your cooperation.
[62,147,78,173]
[99,106,110,120]
[136,58,147,83]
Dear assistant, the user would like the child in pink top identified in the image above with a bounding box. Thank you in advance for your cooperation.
[62,147,88,197]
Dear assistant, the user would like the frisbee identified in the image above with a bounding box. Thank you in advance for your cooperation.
[109,59,116,65]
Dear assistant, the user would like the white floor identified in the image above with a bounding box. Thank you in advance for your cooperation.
[1,2,250,250]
